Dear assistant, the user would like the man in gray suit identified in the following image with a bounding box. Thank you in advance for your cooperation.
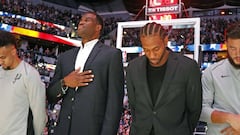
[47,12,124,135]
[126,22,202,135]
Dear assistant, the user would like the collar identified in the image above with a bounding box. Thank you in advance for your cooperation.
[79,39,99,49]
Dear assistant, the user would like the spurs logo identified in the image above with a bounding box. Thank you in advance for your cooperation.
[12,73,22,84]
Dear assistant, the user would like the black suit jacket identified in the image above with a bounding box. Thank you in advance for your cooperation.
[126,52,202,135]
[47,42,124,135]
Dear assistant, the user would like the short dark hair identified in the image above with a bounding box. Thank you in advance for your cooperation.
[82,12,104,34]
[140,22,168,39]
[0,31,17,48]
[226,22,240,40]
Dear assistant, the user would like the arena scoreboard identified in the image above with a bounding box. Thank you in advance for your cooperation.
[146,0,181,15]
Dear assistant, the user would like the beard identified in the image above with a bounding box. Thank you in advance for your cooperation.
[228,56,240,69]
[2,66,11,70]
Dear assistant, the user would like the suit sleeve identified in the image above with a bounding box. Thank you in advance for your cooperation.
[26,68,46,135]
[47,55,65,103]
[101,49,124,135]
[186,61,202,131]
[126,64,136,121]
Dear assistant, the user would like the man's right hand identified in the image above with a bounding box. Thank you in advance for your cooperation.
[63,67,94,88]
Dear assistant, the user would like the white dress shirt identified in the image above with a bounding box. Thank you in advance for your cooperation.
[75,39,99,72]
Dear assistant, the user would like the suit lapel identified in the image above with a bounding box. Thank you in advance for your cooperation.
[73,47,80,69]
[154,53,178,107]
[140,56,154,107]
[84,42,101,70]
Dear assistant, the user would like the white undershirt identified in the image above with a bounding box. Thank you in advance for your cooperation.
[75,39,98,72]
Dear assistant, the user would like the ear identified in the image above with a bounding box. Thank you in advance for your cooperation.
[10,46,17,56]
[96,24,102,32]
[164,36,168,47]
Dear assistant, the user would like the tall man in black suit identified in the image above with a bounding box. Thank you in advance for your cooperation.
[47,12,124,135]
[126,22,202,135]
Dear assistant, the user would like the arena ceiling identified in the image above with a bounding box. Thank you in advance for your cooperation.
[43,0,240,15]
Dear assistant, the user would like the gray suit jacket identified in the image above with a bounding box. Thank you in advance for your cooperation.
[47,42,124,135]
[126,52,202,135]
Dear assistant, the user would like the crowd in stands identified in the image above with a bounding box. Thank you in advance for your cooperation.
[200,17,239,44]
[0,0,124,38]
[0,15,68,37]
[0,0,80,27]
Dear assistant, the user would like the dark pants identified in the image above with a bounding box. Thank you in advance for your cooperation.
[27,109,35,135]
[150,126,154,135]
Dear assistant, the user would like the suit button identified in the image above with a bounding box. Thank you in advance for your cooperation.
[153,111,157,115]
[71,98,75,101]
[67,115,71,120]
